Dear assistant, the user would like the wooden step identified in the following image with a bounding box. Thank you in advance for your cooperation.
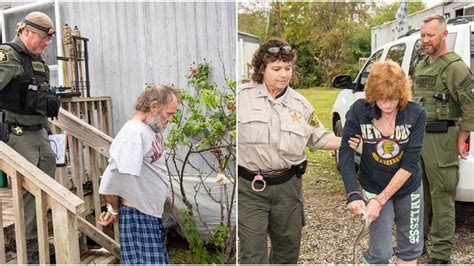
[81,248,119,264]
[6,248,118,264]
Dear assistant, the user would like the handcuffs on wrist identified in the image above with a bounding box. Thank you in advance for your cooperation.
[107,204,119,215]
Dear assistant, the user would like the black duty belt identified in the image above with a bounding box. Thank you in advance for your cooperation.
[425,120,456,133]
[238,160,307,186]
[9,123,44,132]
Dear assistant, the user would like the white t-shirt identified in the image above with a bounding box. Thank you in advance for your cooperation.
[99,119,169,218]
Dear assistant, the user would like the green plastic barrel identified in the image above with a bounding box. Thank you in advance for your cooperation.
[0,171,7,188]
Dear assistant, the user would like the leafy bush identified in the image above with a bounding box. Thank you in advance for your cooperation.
[165,62,236,263]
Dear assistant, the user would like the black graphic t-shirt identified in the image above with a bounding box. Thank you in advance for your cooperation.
[339,99,427,203]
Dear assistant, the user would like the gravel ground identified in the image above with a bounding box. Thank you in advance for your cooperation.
[298,157,474,264]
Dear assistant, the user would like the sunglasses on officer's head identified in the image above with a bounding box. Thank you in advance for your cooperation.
[267,45,292,54]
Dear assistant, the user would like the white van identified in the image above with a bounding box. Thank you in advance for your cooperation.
[331,17,474,202]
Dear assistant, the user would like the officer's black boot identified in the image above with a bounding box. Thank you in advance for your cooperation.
[429,258,450,264]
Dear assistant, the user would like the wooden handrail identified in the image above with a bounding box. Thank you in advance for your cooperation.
[50,106,120,258]
[0,142,84,214]
[0,103,116,263]
[50,108,113,157]
[0,141,84,263]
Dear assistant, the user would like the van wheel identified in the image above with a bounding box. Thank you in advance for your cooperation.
[334,119,342,171]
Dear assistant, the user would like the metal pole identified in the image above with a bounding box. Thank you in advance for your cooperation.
[71,35,90,97]
[83,39,90,97]
[72,37,80,96]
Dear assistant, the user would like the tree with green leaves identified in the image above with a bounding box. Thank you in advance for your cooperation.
[165,62,236,263]
[369,2,426,29]
[238,2,425,87]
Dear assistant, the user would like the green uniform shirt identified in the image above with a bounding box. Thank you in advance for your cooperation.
[442,60,474,131]
[0,36,48,126]
[414,53,474,131]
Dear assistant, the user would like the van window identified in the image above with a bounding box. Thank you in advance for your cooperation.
[409,39,426,77]
[359,49,383,87]
[386,44,406,67]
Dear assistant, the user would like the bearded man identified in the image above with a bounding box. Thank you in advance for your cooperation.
[98,84,179,264]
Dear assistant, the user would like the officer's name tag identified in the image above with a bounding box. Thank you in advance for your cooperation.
[31,61,46,72]
[28,85,38,91]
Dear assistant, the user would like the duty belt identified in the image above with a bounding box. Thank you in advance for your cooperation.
[238,160,307,186]
[425,120,456,133]
[8,123,44,136]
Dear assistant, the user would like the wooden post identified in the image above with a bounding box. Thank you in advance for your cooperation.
[98,101,105,133]
[89,149,102,230]
[77,216,120,258]
[114,222,120,243]
[11,173,27,263]
[51,200,80,263]
[69,137,81,195]
[55,166,68,189]
[0,200,6,263]
[105,99,113,135]
[35,191,50,264]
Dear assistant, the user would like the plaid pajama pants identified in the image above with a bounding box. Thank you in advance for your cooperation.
[119,205,169,264]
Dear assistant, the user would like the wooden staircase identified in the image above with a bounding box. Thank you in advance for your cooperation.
[0,97,120,264]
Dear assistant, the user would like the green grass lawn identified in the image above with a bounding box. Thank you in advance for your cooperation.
[168,87,344,263]
[296,87,340,129]
[295,87,343,189]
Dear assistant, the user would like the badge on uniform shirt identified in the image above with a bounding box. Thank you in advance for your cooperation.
[290,110,302,123]
[0,51,9,63]
[307,111,321,128]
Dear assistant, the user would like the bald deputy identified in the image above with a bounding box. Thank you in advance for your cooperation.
[0,11,59,263]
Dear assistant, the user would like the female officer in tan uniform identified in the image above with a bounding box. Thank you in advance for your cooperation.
[238,38,341,264]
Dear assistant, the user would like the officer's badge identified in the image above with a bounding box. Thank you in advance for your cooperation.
[307,111,321,128]
[290,111,302,123]
[0,51,9,63]
[12,126,23,136]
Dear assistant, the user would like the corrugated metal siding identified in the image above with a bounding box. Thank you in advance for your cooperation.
[58,2,236,134]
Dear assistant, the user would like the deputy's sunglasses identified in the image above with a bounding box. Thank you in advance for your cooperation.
[267,45,292,54]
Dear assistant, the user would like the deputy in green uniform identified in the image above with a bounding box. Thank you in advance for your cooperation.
[413,15,474,264]
[238,38,341,264]
[0,12,59,263]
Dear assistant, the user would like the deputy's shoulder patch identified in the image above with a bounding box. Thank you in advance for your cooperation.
[307,111,321,128]
[0,50,9,63]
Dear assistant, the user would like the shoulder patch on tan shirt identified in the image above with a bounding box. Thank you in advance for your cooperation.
[307,111,321,128]
[0,51,9,63]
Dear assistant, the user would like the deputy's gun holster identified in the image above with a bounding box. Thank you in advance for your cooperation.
[296,160,308,178]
